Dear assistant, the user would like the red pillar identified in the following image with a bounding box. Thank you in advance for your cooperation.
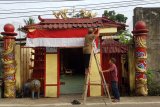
[132,21,148,96]
[1,24,17,98]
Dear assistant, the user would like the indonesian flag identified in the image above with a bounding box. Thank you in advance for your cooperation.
[26,28,88,47]
[26,28,99,48]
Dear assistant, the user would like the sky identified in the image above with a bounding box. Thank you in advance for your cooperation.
[0,0,160,38]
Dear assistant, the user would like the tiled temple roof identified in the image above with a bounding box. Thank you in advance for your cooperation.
[23,15,126,30]
[102,39,128,53]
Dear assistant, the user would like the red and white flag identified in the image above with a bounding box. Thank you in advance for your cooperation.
[26,29,88,47]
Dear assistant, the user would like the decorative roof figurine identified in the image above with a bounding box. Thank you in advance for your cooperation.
[53,9,69,19]
[79,9,97,18]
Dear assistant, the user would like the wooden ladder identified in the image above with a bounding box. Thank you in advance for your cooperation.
[82,48,112,104]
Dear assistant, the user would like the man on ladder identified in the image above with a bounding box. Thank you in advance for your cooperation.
[83,28,99,77]
[82,28,111,104]
[82,28,99,104]
[71,28,100,105]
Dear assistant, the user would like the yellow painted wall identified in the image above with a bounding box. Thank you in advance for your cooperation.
[20,48,33,85]
[15,46,33,91]
[90,53,101,96]
[128,45,136,94]
[45,54,58,97]
[15,45,21,91]
[99,27,117,34]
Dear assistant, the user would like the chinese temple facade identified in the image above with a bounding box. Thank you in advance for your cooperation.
[1,16,148,98]
[21,16,127,97]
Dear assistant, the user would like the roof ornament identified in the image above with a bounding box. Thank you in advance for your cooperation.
[79,9,97,18]
[53,9,69,19]
[38,15,44,22]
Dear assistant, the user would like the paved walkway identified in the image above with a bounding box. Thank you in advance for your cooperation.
[0,95,160,107]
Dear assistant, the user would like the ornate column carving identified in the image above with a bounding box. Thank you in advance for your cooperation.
[1,24,17,98]
[132,21,148,96]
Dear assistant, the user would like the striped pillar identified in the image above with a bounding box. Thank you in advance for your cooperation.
[132,21,148,96]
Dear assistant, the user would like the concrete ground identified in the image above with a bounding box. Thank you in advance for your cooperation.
[0,94,160,107]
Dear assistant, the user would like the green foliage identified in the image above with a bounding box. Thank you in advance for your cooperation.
[103,10,133,44]
[17,17,35,34]
[103,10,129,43]
[103,10,128,23]
[118,30,133,44]
[146,70,160,96]
[23,17,35,25]
[116,14,128,23]
[146,69,154,85]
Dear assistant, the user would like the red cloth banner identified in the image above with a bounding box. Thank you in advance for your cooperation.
[27,28,88,38]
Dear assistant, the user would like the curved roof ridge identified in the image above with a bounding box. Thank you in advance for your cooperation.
[23,15,127,30]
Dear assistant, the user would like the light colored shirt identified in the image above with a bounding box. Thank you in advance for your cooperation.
[83,34,96,54]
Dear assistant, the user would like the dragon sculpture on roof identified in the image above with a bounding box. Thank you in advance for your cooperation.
[53,9,97,19]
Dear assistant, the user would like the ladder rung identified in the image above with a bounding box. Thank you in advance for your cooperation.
[90,83,102,85]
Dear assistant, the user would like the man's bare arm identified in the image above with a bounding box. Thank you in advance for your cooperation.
[94,28,100,37]
[102,65,114,72]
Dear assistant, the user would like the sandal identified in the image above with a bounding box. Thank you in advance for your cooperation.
[71,100,81,105]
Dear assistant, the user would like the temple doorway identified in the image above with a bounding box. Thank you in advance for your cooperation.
[60,48,85,94]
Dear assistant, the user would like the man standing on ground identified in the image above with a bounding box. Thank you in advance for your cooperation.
[83,28,99,75]
[102,58,120,102]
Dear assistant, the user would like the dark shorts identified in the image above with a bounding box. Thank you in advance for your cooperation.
[84,54,91,68]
